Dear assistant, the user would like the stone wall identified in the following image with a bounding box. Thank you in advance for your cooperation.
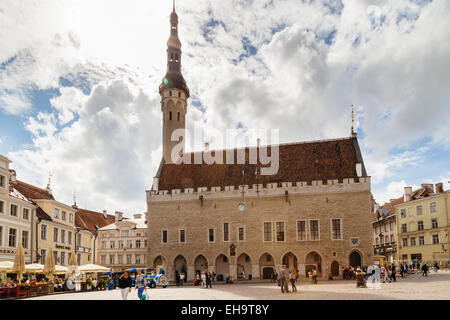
[147,178,373,283]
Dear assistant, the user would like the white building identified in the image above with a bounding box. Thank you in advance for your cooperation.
[97,212,148,272]
[0,155,37,263]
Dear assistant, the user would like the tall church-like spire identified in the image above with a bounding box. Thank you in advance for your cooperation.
[160,2,189,164]
[159,0,189,97]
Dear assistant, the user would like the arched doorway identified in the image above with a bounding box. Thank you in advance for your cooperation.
[194,255,208,277]
[305,251,322,277]
[215,254,229,281]
[259,253,275,279]
[174,255,187,282]
[237,253,252,280]
[349,251,362,268]
[331,261,339,277]
[153,255,168,274]
[282,252,298,271]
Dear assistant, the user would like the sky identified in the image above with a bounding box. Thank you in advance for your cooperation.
[0,0,449,216]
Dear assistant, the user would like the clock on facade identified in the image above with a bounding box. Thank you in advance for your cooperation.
[238,203,245,211]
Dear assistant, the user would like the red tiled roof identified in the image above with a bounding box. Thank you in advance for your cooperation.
[11,180,54,201]
[158,137,367,191]
[36,207,52,220]
[75,208,115,235]
[373,185,436,222]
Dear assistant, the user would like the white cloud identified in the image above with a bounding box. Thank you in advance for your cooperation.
[1,0,449,214]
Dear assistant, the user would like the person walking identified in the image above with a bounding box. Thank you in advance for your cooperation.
[289,267,297,292]
[312,268,318,284]
[422,263,428,276]
[135,269,148,300]
[118,270,132,300]
[279,265,287,293]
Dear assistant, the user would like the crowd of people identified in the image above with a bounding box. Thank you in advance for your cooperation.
[193,271,214,288]
[273,265,299,293]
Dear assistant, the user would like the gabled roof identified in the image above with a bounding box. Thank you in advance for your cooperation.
[158,136,367,191]
[75,208,115,235]
[10,180,54,201]
[373,185,436,222]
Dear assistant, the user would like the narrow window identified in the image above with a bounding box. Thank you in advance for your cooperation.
[61,230,65,244]
[310,220,319,240]
[401,209,406,218]
[401,223,407,233]
[223,223,229,241]
[297,221,306,240]
[430,202,437,213]
[0,200,4,213]
[432,234,440,244]
[9,228,17,247]
[263,222,272,242]
[177,112,180,122]
[169,111,172,120]
[180,230,186,243]
[418,221,424,230]
[54,208,59,219]
[209,229,215,242]
[419,236,425,245]
[410,237,416,246]
[40,249,47,264]
[0,226,3,246]
[23,208,30,220]
[402,238,408,247]
[10,204,18,217]
[416,205,423,215]
[332,219,341,240]
[54,228,58,243]
[162,230,168,243]
[431,219,438,229]
[0,175,5,188]
[276,222,285,242]
[238,227,245,241]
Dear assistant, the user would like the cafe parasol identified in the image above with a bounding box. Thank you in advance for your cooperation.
[0,261,14,272]
[78,264,109,274]
[43,248,56,281]
[66,252,79,279]
[12,244,26,282]
[25,263,44,273]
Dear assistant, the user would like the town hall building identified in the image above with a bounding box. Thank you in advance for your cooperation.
[146,3,373,283]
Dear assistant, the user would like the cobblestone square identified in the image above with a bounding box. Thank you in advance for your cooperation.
[26,270,450,300]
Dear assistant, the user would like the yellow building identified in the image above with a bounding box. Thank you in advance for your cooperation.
[395,183,450,266]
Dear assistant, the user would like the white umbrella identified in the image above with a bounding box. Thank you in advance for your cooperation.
[55,265,68,274]
[25,263,44,273]
[0,261,14,272]
[12,244,26,282]
[78,264,110,273]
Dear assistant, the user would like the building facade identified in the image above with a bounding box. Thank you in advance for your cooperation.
[372,200,399,263]
[146,5,374,283]
[0,155,36,263]
[97,212,147,272]
[395,183,450,265]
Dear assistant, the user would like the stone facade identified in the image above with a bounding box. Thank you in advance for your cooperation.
[147,178,373,282]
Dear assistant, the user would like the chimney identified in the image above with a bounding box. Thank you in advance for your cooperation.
[133,213,143,220]
[404,187,412,202]
[103,210,107,219]
[115,211,123,222]
[9,169,16,182]
[435,183,444,194]
[421,183,434,193]
[374,203,380,213]
[356,163,362,177]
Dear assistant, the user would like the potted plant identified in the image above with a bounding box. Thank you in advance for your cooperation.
[99,278,107,290]
[87,279,93,291]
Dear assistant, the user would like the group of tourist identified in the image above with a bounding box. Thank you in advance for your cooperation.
[118,269,148,300]
[194,271,214,288]
[277,265,298,293]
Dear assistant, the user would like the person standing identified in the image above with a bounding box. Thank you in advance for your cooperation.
[118,270,132,300]
[135,269,147,300]
[391,264,396,282]
[289,267,297,292]
[201,272,206,288]
[179,273,184,287]
[206,271,212,289]
[312,268,318,284]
